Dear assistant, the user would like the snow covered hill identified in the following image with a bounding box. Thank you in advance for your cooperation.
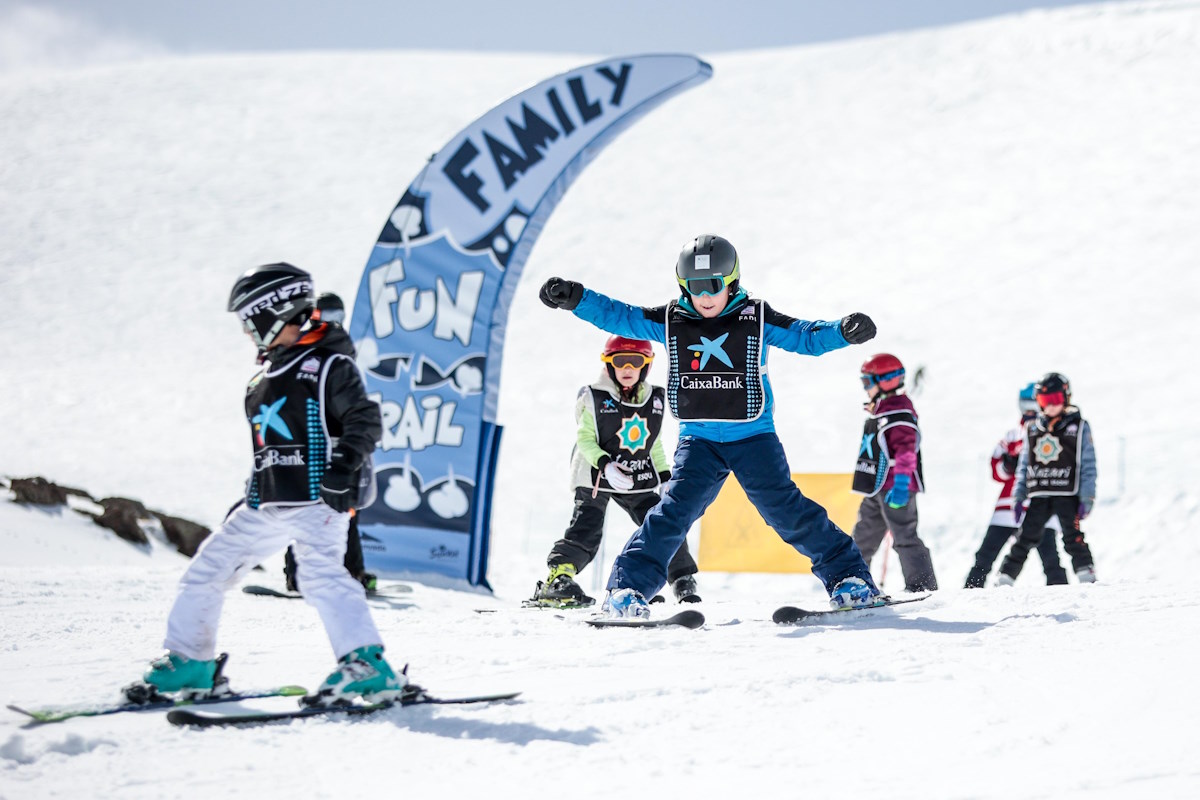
[2,2,1199,797]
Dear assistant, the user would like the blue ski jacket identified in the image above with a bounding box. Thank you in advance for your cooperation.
[572,287,850,443]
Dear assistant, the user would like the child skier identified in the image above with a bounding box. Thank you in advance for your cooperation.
[539,234,880,618]
[964,383,1066,588]
[850,353,938,593]
[533,335,700,608]
[131,263,404,707]
[998,372,1097,584]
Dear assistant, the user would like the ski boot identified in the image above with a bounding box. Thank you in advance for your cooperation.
[828,576,881,610]
[671,575,701,604]
[301,645,405,707]
[125,651,227,704]
[996,573,1016,587]
[601,588,651,619]
[529,564,595,608]
[1074,566,1097,584]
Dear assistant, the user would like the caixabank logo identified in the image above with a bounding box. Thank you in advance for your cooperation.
[679,333,743,391]
[251,397,292,447]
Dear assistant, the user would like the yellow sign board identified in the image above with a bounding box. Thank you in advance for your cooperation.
[697,473,859,574]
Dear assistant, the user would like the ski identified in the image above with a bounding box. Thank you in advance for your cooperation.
[8,685,308,726]
[585,609,705,630]
[241,583,412,600]
[772,594,931,625]
[166,690,521,727]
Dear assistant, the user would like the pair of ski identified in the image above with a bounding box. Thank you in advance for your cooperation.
[9,687,520,728]
[582,594,929,629]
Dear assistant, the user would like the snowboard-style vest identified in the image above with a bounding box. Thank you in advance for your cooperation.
[244,347,347,508]
[588,385,666,493]
[852,408,925,496]
[665,300,766,421]
[1023,410,1083,496]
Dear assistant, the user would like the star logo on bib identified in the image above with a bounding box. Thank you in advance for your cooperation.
[1033,434,1062,464]
[618,414,650,454]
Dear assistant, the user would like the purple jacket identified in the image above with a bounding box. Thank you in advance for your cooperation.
[874,393,920,493]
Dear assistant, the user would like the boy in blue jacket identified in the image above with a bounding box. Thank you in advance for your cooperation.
[540,234,880,617]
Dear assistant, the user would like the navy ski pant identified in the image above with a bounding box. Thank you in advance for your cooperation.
[606,432,876,599]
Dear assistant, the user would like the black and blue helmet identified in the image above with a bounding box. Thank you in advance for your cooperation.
[676,234,740,297]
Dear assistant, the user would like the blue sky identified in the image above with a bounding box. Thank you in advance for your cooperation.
[0,0,1126,70]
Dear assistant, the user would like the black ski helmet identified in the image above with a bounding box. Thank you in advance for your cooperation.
[1035,372,1071,405]
[228,262,314,350]
[315,292,346,325]
[675,234,739,297]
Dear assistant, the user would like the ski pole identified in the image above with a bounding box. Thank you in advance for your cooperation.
[879,530,893,589]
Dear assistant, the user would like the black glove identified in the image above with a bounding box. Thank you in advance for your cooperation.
[539,277,583,310]
[657,470,672,484]
[320,446,360,513]
[840,313,876,344]
[1001,453,1019,474]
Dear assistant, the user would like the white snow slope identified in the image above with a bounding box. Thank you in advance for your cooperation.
[3,2,1199,797]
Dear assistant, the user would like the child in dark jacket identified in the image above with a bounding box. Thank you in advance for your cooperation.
[850,353,937,592]
[964,383,1066,588]
[540,234,881,617]
[135,265,402,708]
[998,372,1097,585]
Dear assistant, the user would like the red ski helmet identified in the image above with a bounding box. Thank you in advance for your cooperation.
[860,353,905,392]
[601,336,654,387]
[603,335,654,359]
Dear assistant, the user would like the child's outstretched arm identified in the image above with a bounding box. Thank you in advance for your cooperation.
[761,304,876,355]
[540,278,667,343]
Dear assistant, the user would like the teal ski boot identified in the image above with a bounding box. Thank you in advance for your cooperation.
[302,645,405,707]
[124,651,225,704]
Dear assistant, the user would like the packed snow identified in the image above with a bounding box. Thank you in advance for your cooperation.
[2,1,1198,797]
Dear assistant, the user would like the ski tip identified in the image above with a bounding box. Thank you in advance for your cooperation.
[672,609,706,629]
[166,709,203,726]
[772,606,808,625]
[6,704,42,722]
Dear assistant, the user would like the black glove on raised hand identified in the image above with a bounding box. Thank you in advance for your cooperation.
[539,277,584,310]
[1001,453,1019,474]
[840,312,877,344]
[320,446,360,513]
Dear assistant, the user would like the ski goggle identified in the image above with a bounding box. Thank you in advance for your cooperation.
[1036,391,1065,408]
[861,369,904,389]
[316,307,345,325]
[678,272,737,297]
[602,352,652,370]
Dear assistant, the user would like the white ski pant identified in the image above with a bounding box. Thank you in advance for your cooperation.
[163,503,382,661]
